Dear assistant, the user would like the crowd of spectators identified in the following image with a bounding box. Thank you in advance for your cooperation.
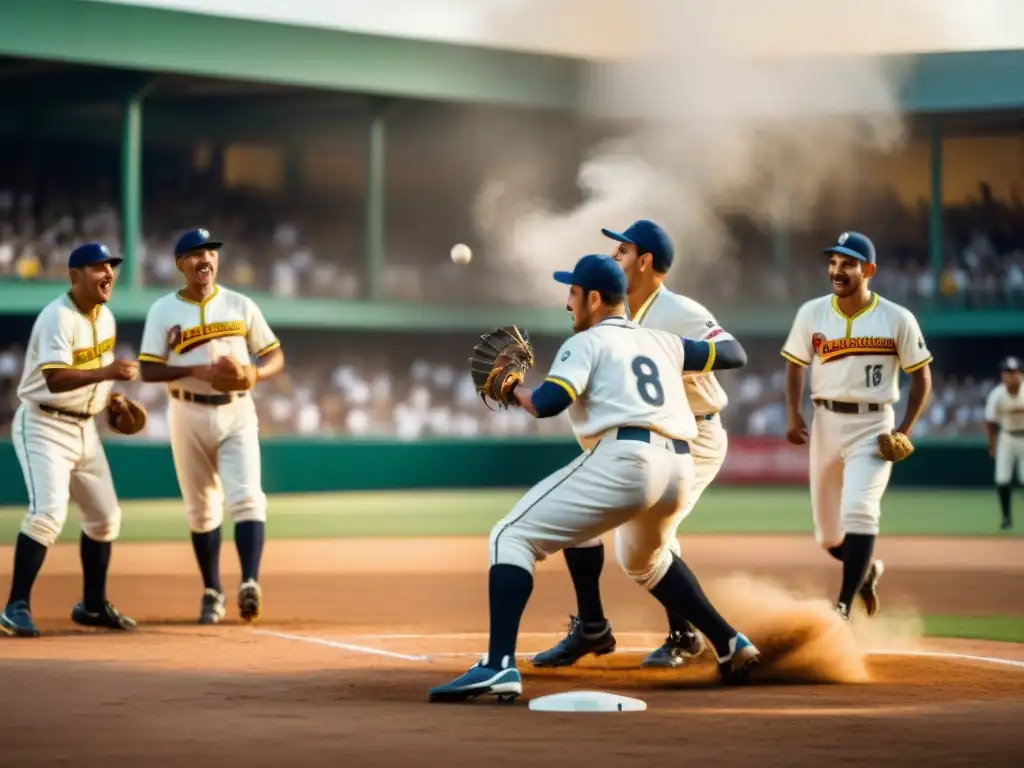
[0,336,1005,442]
[2,174,1024,310]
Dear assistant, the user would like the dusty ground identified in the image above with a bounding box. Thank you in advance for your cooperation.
[1,534,1022,766]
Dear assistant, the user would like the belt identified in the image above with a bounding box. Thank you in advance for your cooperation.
[616,426,690,455]
[38,404,90,421]
[813,399,885,415]
[171,390,247,406]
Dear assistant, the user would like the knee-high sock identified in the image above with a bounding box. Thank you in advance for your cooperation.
[234,521,265,582]
[836,533,875,608]
[484,564,534,670]
[80,533,112,611]
[650,553,738,658]
[564,545,608,630]
[7,533,47,606]
[191,527,222,592]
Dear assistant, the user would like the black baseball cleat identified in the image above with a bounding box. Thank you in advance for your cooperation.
[530,615,616,668]
[641,629,707,668]
[199,588,226,625]
[1,600,40,638]
[836,601,851,621]
[858,560,885,617]
[238,580,262,623]
[1001,519,1013,531]
[71,601,136,630]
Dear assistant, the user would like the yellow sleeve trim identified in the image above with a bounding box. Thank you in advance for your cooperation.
[137,354,167,363]
[701,341,717,373]
[256,340,281,357]
[545,376,578,401]
[902,356,932,374]
[781,351,809,367]
[39,362,70,370]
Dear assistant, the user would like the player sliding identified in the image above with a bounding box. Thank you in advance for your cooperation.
[782,232,933,619]
[429,253,758,703]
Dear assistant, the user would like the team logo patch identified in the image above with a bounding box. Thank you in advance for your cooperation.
[705,319,716,328]
[811,333,827,353]
[167,325,182,349]
[561,351,571,362]
[838,232,850,244]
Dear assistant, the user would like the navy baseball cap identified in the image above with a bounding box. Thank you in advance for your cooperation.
[553,254,627,298]
[1001,356,1020,373]
[68,243,122,269]
[825,231,876,264]
[174,228,223,258]
[601,219,674,273]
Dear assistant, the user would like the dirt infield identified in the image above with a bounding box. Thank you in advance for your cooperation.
[1,534,1022,766]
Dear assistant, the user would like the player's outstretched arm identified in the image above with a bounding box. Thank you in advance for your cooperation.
[512,381,573,419]
[679,338,747,372]
[44,359,138,393]
[783,360,808,445]
[896,363,931,437]
[254,347,285,382]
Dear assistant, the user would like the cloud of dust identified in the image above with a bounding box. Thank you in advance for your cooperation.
[470,0,1012,302]
[704,573,924,684]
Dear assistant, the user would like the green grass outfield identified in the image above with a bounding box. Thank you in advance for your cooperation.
[923,615,1024,644]
[0,487,1016,543]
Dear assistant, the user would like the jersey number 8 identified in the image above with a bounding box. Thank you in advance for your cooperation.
[632,356,665,406]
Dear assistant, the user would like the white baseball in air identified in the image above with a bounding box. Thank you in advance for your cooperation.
[450,243,472,265]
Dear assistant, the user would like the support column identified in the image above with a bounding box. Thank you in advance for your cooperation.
[120,94,143,289]
[928,119,943,285]
[364,103,388,301]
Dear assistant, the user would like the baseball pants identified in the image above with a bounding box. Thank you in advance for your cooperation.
[994,431,1024,485]
[168,396,267,533]
[11,404,122,547]
[489,431,694,590]
[809,404,896,549]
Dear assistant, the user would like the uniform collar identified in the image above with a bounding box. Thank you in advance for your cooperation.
[596,315,635,329]
[631,285,663,326]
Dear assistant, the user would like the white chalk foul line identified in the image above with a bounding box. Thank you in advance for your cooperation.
[254,630,430,662]
[866,650,1024,669]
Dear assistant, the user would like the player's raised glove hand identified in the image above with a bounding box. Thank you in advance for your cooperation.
[469,325,535,409]
[877,430,914,463]
[107,393,147,435]
[785,412,808,445]
[104,359,139,382]
[210,355,258,393]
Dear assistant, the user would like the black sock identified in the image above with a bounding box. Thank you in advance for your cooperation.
[7,533,47,606]
[836,533,876,608]
[666,610,697,636]
[827,543,844,562]
[997,485,1012,524]
[80,533,111,611]
[563,545,607,630]
[234,521,265,582]
[485,564,534,670]
[650,553,737,658]
[191,527,222,592]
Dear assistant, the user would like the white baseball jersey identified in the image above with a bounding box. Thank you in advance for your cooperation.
[985,384,1024,433]
[138,285,280,394]
[633,285,732,415]
[781,293,932,403]
[17,292,117,416]
[544,316,699,450]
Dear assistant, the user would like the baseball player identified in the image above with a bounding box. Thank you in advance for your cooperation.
[782,232,933,619]
[0,243,140,638]
[138,229,284,625]
[532,219,742,670]
[429,253,758,703]
[985,356,1022,531]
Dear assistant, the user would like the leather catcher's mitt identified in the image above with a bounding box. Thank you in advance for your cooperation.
[211,355,258,393]
[107,394,147,435]
[877,431,914,462]
[469,326,535,409]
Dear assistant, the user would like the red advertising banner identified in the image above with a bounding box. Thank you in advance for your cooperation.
[717,437,809,485]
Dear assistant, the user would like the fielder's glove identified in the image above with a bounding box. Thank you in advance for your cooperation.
[107,394,147,435]
[469,325,535,409]
[877,431,914,462]
[210,355,258,393]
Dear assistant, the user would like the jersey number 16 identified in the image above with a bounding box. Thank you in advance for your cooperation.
[864,364,883,388]
[632,356,665,406]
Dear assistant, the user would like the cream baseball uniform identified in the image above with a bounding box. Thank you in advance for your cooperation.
[138,285,279,533]
[781,293,932,548]
[489,317,698,590]
[985,383,1024,485]
[13,293,121,547]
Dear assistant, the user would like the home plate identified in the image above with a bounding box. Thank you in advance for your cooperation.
[528,691,647,713]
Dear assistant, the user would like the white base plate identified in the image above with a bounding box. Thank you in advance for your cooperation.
[528,690,647,713]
